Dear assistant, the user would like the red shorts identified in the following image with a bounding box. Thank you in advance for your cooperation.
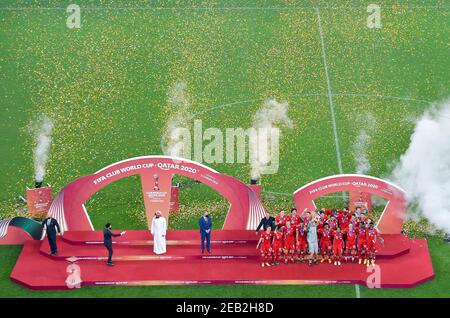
[296,240,307,252]
[272,243,283,253]
[346,241,356,251]
[321,241,331,253]
[261,244,272,255]
[357,241,366,250]
[284,238,295,251]
[333,244,343,255]
[367,241,376,252]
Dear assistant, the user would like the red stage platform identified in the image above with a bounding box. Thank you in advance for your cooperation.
[10,230,434,290]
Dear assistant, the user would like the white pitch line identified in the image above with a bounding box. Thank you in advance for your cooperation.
[316,7,343,175]
[355,284,361,298]
[316,7,361,299]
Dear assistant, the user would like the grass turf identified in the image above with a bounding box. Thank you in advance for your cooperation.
[0,0,449,297]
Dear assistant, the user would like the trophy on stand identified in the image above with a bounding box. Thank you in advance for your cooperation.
[153,174,160,191]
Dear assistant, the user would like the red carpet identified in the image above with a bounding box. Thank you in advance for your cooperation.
[10,230,434,290]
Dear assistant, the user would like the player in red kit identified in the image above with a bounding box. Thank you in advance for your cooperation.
[256,227,273,267]
[319,223,332,263]
[290,208,300,227]
[283,221,296,264]
[344,223,358,263]
[366,223,380,266]
[327,215,338,231]
[358,213,371,227]
[296,221,308,263]
[301,210,312,225]
[271,226,284,265]
[338,208,351,231]
[349,215,359,232]
[357,221,368,265]
[330,208,341,219]
[317,211,328,231]
[332,227,344,266]
[275,209,288,229]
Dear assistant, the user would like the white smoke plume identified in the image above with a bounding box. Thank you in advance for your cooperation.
[353,112,377,174]
[391,99,450,234]
[33,115,54,183]
[161,82,191,158]
[250,99,293,180]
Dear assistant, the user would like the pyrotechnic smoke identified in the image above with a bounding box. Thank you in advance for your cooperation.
[250,99,293,179]
[161,82,191,158]
[352,112,377,174]
[33,115,54,183]
[391,99,450,233]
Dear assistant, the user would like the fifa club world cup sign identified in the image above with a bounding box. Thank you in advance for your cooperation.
[48,156,266,232]
[293,174,407,234]
[26,186,52,215]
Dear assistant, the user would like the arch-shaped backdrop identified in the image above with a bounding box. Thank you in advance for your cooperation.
[293,174,407,234]
[48,156,265,232]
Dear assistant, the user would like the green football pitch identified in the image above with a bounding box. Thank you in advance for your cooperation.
[0,0,449,297]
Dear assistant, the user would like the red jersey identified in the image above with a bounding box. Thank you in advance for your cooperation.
[366,228,379,244]
[327,219,338,231]
[333,232,344,255]
[349,220,359,231]
[357,215,370,224]
[345,228,357,246]
[318,216,328,229]
[333,232,344,248]
[284,225,296,240]
[284,225,296,250]
[297,225,307,242]
[260,232,272,247]
[290,214,300,226]
[358,228,368,243]
[272,231,283,250]
[275,215,287,227]
[301,215,312,225]
[320,228,332,244]
[332,210,342,219]
[338,213,351,230]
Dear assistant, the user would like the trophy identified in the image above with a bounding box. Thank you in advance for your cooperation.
[153,173,160,191]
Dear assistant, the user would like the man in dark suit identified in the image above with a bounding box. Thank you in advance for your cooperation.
[103,223,125,266]
[199,211,212,254]
[255,212,275,234]
[42,216,61,256]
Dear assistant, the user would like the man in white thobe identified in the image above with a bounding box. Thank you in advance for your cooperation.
[151,211,167,254]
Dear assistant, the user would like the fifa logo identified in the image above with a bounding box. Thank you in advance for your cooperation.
[153,174,160,191]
